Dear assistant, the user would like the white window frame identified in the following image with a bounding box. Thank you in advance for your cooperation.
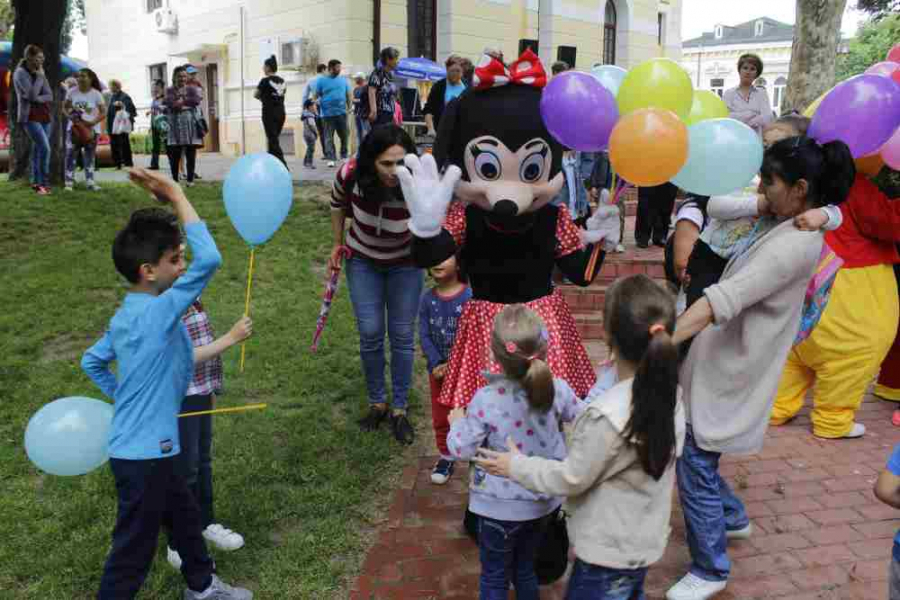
[148,63,168,90]
[714,25,723,39]
[710,78,724,98]
[773,77,787,112]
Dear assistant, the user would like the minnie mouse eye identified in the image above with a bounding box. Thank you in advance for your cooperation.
[519,151,546,183]
[473,149,502,181]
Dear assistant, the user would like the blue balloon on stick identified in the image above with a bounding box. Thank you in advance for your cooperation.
[24,397,114,476]
[223,153,293,246]
[672,118,763,197]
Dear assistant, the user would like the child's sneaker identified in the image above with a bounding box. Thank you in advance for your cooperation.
[725,522,752,540]
[666,573,727,600]
[431,459,455,485]
[64,184,74,192]
[87,181,101,191]
[183,575,252,600]
[167,545,183,570]
[203,524,245,551]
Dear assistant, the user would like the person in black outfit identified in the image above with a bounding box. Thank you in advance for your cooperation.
[106,79,136,170]
[254,55,287,167]
[422,55,465,137]
[635,182,678,248]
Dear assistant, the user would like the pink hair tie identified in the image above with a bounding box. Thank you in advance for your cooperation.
[649,324,665,336]
[505,341,518,354]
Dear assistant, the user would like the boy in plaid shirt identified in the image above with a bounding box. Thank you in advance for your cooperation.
[166,301,252,569]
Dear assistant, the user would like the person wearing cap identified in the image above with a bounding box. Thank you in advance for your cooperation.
[254,55,288,167]
[351,71,369,154]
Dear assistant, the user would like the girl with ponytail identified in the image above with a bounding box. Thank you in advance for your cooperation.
[476,276,685,600]
[447,304,586,600]
[667,135,857,600]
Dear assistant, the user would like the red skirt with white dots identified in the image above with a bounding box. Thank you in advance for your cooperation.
[438,288,597,408]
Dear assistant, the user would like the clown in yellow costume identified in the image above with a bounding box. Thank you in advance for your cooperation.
[771,175,900,438]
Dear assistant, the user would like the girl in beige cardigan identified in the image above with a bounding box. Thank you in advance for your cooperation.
[476,275,685,600]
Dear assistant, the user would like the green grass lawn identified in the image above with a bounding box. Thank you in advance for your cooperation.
[0,180,424,598]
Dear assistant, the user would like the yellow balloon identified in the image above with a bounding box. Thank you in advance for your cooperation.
[685,90,729,126]
[803,88,832,118]
[617,58,694,120]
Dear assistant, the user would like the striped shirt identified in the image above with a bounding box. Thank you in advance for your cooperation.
[330,160,413,264]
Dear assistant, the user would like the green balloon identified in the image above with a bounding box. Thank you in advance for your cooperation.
[617,58,694,120]
[685,90,729,126]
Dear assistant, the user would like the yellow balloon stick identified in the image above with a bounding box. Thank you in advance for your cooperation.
[178,403,268,418]
[239,247,256,373]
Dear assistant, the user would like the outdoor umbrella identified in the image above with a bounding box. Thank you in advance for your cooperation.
[310,248,350,353]
[394,56,446,82]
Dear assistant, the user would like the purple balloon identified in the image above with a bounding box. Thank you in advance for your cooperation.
[809,74,900,158]
[540,71,619,151]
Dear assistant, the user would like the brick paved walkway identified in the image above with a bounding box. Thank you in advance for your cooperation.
[352,389,900,599]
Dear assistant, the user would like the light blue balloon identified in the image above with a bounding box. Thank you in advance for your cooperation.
[590,65,628,97]
[223,153,293,246]
[672,118,763,196]
[24,397,114,476]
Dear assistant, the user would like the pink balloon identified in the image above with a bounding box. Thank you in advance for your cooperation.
[881,126,900,170]
[887,43,900,63]
[866,61,900,78]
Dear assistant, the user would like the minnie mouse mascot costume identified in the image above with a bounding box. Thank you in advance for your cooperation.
[399,49,608,414]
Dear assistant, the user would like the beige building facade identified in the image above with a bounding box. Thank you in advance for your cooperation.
[84,0,682,158]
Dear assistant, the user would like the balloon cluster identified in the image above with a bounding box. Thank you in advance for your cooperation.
[805,42,900,175]
[541,42,900,193]
[541,58,760,193]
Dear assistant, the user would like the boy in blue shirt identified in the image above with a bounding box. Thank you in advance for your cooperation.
[82,168,251,600]
[875,443,900,599]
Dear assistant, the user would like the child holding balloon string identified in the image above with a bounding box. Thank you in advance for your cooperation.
[81,168,252,600]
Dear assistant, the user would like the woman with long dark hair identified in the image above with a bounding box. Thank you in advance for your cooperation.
[254,55,287,167]
[164,66,203,186]
[13,44,53,195]
[666,136,856,600]
[62,68,105,191]
[329,125,423,445]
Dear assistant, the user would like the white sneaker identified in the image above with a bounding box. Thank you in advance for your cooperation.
[203,523,244,551]
[167,545,183,570]
[614,243,625,253]
[726,522,752,541]
[87,182,101,191]
[327,160,336,168]
[64,184,74,192]
[666,573,727,600]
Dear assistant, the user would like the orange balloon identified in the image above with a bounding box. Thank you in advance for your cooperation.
[856,152,885,177]
[609,109,688,187]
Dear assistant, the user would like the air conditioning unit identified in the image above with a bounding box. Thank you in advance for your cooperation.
[154,8,178,34]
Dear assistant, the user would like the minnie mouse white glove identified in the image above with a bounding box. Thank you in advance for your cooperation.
[579,203,621,251]
[397,153,462,239]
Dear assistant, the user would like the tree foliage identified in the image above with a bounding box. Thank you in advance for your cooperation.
[855,0,900,18]
[836,13,900,81]
[0,0,13,41]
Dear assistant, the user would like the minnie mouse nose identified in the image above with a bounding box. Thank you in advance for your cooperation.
[494,200,518,217]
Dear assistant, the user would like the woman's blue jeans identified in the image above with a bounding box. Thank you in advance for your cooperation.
[565,559,648,600]
[23,121,52,186]
[676,425,750,582]
[345,256,423,411]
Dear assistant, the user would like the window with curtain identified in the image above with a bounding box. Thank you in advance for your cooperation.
[604,1,617,65]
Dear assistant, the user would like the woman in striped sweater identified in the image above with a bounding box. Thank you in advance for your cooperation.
[329,125,422,445]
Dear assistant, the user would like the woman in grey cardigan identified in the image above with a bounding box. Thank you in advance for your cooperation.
[13,44,53,195]
[665,136,857,600]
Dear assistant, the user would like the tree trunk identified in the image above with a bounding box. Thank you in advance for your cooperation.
[784,0,848,115]
[9,0,68,184]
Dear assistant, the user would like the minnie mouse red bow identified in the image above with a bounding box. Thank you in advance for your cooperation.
[472,48,548,90]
